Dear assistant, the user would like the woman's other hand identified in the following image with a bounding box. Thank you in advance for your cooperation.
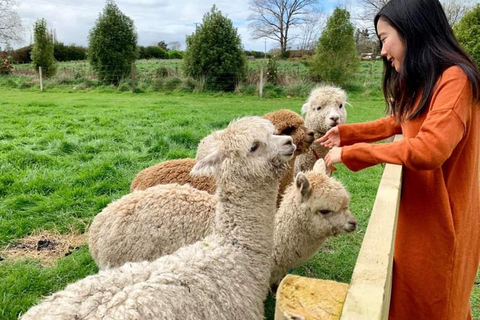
[324,147,343,172]
[316,126,341,149]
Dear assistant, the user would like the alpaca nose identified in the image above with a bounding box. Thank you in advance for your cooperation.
[284,138,294,146]
[348,219,357,231]
[307,129,314,137]
[330,115,339,123]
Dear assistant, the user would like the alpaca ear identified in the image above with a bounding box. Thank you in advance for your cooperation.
[191,151,224,176]
[300,102,309,115]
[313,159,326,174]
[313,159,331,177]
[295,172,311,200]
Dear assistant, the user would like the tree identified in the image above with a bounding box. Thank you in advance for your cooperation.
[453,4,480,66]
[442,0,475,25]
[0,0,23,45]
[168,41,181,51]
[298,11,326,51]
[248,0,320,55]
[157,41,168,50]
[357,0,474,27]
[309,8,359,85]
[355,28,378,55]
[183,5,246,91]
[30,18,56,77]
[88,0,137,85]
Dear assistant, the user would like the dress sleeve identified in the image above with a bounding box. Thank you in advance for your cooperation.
[341,68,471,172]
[338,115,402,146]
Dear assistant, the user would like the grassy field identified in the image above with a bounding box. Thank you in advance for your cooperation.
[0,67,478,318]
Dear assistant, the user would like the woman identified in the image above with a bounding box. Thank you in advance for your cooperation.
[318,0,480,319]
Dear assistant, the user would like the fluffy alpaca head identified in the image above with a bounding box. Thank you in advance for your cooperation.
[191,116,296,181]
[263,109,314,156]
[294,159,356,237]
[301,86,348,135]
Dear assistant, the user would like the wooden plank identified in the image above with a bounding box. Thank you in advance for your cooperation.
[340,135,403,320]
[275,274,349,320]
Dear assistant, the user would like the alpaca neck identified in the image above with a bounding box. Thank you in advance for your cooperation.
[213,176,278,259]
[277,156,296,207]
[272,197,327,278]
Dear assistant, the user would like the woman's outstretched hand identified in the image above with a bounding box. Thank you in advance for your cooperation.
[316,126,341,148]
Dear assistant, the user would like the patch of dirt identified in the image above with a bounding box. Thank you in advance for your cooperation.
[1,231,87,265]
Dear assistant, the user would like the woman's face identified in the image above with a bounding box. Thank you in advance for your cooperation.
[377,17,405,73]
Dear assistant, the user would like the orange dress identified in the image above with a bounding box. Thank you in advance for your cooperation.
[338,66,480,320]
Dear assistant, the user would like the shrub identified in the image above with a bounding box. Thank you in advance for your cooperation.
[262,83,285,98]
[11,45,32,64]
[453,4,480,67]
[54,43,87,62]
[88,0,138,85]
[309,8,360,86]
[183,5,246,91]
[0,52,13,75]
[168,50,183,59]
[155,66,169,78]
[145,46,168,59]
[31,18,57,77]
[164,77,182,91]
[266,57,279,85]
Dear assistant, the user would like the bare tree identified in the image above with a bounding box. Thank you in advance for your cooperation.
[248,0,320,54]
[441,0,474,25]
[356,0,389,23]
[298,10,326,51]
[0,0,23,45]
[357,0,474,26]
[168,41,181,51]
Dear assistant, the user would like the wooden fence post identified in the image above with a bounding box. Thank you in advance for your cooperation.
[39,67,43,91]
[131,63,136,93]
[259,67,263,98]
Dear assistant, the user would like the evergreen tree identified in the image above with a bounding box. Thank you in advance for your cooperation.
[30,18,56,77]
[453,4,480,67]
[183,5,246,91]
[88,0,137,85]
[309,8,360,85]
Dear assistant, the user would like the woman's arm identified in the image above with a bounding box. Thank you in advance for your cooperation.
[341,70,471,172]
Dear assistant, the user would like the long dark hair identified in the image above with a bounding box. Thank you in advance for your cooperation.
[374,0,480,122]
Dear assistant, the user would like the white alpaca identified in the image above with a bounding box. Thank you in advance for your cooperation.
[294,86,348,175]
[89,159,356,286]
[20,116,295,320]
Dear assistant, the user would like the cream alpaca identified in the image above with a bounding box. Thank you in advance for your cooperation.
[294,86,348,175]
[21,116,295,320]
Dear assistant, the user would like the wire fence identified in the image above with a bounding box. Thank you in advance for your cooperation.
[8,59,383,96]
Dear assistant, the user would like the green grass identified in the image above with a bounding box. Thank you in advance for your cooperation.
[0,73,478,319]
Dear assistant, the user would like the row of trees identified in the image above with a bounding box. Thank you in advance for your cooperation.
[5,0,480,91]
[1,0,478,62]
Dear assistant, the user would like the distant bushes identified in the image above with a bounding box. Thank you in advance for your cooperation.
[54,43,87,61]
[10,45,32,64]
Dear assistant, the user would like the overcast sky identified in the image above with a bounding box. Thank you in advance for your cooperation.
[14,0,357,52]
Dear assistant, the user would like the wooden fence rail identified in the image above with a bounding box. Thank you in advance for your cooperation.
[276,135,403,320]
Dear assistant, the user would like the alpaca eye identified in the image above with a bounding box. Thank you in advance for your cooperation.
[318,210,332,215]
[281,126,294,135]
[250,142,260,153]
[339,104,343,109]
[316,106,322,110]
